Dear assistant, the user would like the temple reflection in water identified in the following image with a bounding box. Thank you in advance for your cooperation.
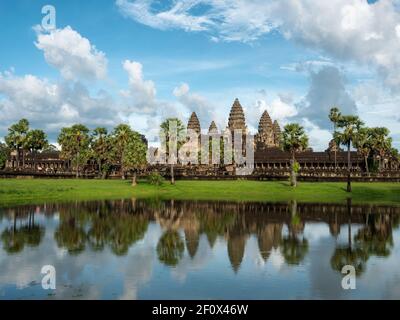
[1,199,399,275]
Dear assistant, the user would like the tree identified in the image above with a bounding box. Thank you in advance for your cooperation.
[4,119,29,169]
[91,127,112,179]
[282,123,309,187]
[370,127,392,171]
[157,230,185,266]
[24,129,48,170]
[354,127,372,174]
[334,115,364,192]
[281,200,308,265]
[112,124,133,180]
[123,131,148,186]
[58,124,91,178]
[160,118,185,184]
[0,142,10,170]
[329,107,342,170]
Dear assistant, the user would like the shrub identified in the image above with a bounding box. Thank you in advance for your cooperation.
[148,172,165,186]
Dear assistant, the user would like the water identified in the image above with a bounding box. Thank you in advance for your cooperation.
[0,199,399,300]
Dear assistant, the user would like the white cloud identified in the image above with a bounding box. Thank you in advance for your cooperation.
[116,0,400,91]
[119,60,183,143]
[35,26,108,81]
[116,0,213,32]
[173,83,215,129]
[0,71,119,141]
[121,60,157,114]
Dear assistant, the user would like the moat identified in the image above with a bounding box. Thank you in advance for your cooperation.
[1,199,400,299]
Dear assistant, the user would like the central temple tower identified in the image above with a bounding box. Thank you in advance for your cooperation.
[228,98,247,132]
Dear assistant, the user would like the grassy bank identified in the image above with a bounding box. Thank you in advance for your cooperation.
[0,179,399,207]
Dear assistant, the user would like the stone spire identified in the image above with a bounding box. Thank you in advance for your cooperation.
[255,110,275,149]
[228,98,246,132]
[187,112,201,134]
[258,110,273,133]
[208,121,218,134]
[273,120,282,146]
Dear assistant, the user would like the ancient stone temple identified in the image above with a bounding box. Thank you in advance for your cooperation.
[255,110,279,149]
[208,121,218,134]
[273,120,282,146]
[228,98,247,132]
[187,112,201,134]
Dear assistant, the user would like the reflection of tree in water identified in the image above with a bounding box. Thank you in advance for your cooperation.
[2,199,399,275]
[55,218,87,255]
[355,213,394,258]
[157,231,184,267]
[107,215,148,256]
[1,211,44,254]
[329,199,394,276]
[54,200,148,256]
[331,247,368,275]
[281,200,308,266]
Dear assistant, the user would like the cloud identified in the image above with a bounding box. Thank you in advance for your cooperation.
[120,60,183,143]
[0,71,119,141]
[116,0,400,91]
[295,66,357,130]
[121,60,157,113]
[35,26,108,81]
[173,83,215,129]
[116,0,275,42]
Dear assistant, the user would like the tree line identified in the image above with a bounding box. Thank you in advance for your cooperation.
[283,107,398,191]
[1,111,398,191]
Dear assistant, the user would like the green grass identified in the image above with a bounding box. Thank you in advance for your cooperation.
[0,178,399,207]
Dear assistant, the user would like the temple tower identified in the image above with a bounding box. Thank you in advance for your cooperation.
[273,120,282,147]
[208,121,218,134]
[228,98,247,132]
[187,112,201,134]
[255,110,275,149]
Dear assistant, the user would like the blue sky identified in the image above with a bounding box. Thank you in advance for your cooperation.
[0,0,399,150]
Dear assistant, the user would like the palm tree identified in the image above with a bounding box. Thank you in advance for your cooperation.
[334,116,364,192]
[58,124,91,177]
[4,119,30,169]
[112,124,133,180]
[156,230,185,266]
[370,127,392,171]
[160,118,185,184]
[354,127,372,174]
[329,107,342,170]
[91,127,111,179]
[282,123,309,187]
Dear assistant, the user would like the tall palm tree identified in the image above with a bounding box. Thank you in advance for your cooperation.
[329,107,342,171]
[58,124,91,177]
[160,118,185,185]
[354,127,372,174]
[112,124,133,180]
[334,116,363,192]
[91,127,111,178]
[4,119,30,169]
[282,123,309,187]
[370,127,392,171]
